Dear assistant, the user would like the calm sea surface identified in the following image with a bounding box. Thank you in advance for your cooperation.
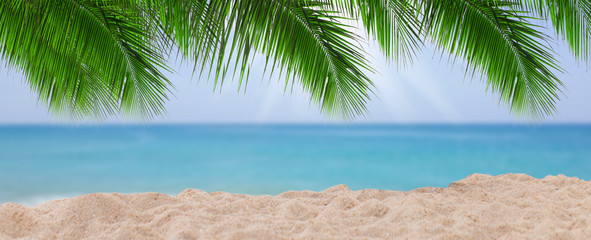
[0,124,590,205]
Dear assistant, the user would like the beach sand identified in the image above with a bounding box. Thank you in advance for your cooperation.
[1,173,591,239]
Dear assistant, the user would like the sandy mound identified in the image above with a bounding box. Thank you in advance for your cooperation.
[1,174,591,239]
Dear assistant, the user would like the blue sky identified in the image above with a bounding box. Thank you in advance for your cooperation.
[1,35,590,124]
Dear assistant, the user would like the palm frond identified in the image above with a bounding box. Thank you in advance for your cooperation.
[0,0,577,121]
[420,0,563,118]
[0,0,171,120]
[157,0,374,119]
[331,0,423,66]
[517,0,591,62]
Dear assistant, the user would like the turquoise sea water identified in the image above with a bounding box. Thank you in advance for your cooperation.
[0,124,590,205]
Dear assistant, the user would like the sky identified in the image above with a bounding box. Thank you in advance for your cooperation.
[1,31,590,124]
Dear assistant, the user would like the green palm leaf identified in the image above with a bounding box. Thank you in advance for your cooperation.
[0,0,171,120]
[419,0,563,118]
[331,0,423,66]
[157,0,374,119]
[519,0,591,62]
[0,0,581,120]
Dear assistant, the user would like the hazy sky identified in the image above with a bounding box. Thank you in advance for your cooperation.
[1,33,590,124]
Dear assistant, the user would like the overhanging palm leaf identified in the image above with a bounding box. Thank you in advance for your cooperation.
[331,0,423,66]
[0,0,582,120]
[419,0,563,118]
[247,1,374,118]
[0,0,171,119]
[157,0,374,119]
[518,0,591,62]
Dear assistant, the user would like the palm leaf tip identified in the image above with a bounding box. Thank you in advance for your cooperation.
[166,0,376,119]
[421,0,564,119]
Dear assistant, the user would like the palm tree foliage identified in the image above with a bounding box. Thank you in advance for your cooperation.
[153,0,374,117]
[0,0,588,120]
[419,0,564,118]
[0,0,170,119]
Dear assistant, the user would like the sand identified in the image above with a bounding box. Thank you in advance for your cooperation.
[1,174,591,239]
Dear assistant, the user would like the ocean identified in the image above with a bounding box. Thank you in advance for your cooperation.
[0,124,589,205]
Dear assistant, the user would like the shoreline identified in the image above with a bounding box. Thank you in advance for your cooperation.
[1,173,590,239]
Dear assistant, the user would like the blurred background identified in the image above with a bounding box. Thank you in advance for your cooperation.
[0,35,589,206]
